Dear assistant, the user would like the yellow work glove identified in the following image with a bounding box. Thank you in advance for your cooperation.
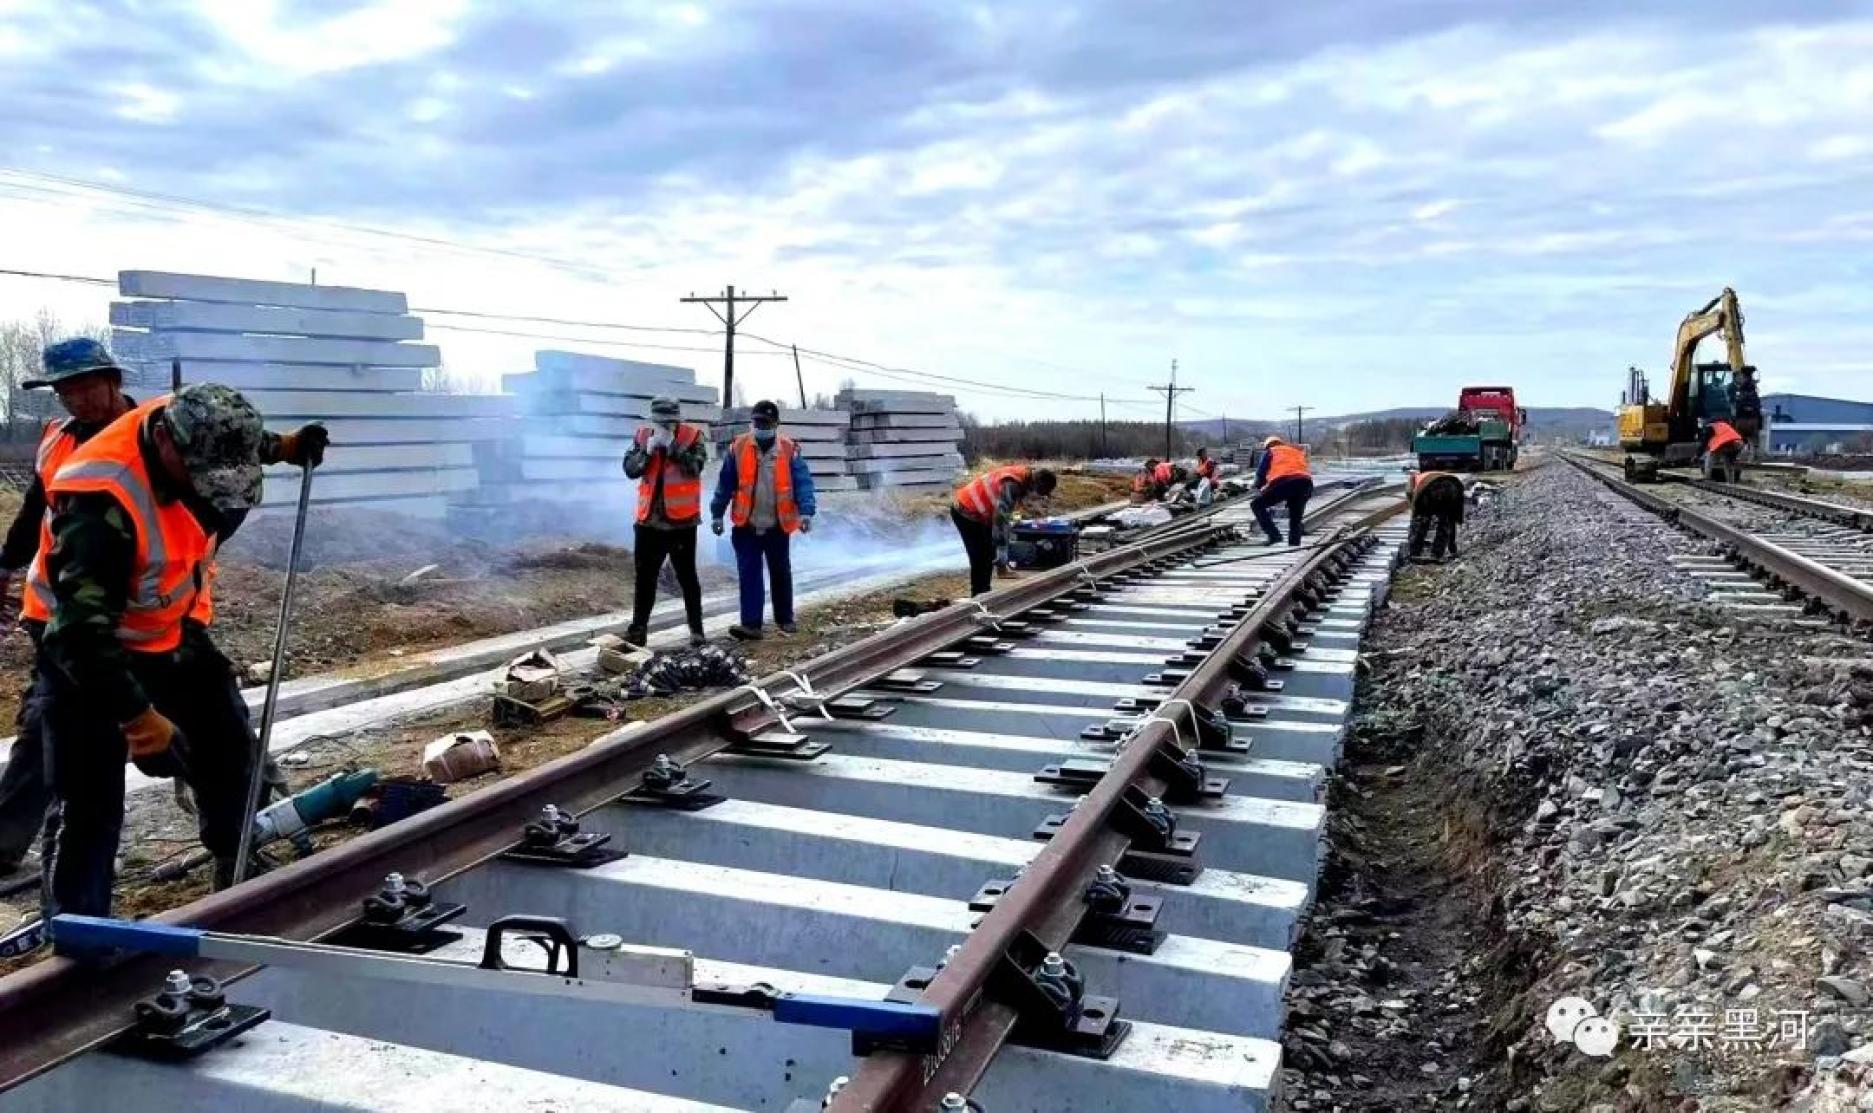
[121,707,179,761]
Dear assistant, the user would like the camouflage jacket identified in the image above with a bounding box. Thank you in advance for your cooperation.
[40,419,284,722]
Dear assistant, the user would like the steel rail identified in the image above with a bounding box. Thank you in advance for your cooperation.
[1683,477,1873,531]
[830,517,1392,1112]
[0,480,1375,1091]
[1565,455,1873,623]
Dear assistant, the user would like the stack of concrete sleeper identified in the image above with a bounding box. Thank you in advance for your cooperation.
[837,389,966,493]
[104,271,501,519]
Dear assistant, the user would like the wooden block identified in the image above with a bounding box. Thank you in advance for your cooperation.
[845,427,965,445]
[111,300,424,341]
[259,467,478,505]
[263,443,473,474]
[533,350,695,381]
[264,416,511,444]
[118,270,407,314]
[243,390,515,419]
[121,360,424,393]
[112,329,440,368]
[845,453,963,474]
[505,370,716,404]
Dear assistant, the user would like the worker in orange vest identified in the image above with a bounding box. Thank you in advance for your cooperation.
[710,400,818,641]
[623,395,711,648]
[1703,419,1745,483]
[952,464,1058,595]
[0,339,134,882]
[1407,469,1466,561]
[1193,447,1218,484]
[1131,458,1161,503]
[1251,435,1314,546]
[25,382,326,916]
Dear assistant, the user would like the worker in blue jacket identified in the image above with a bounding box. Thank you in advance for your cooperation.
[710,400,817,640]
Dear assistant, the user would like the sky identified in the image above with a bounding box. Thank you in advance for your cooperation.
[0,1,1871,423]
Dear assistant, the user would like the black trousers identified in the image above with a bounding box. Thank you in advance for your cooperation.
[38,625,254,918]
[1409,478,1465,559]
[632,523,704,634]
[952,509,998,596]
[0,682,48,871]
[1251,477,1314,545]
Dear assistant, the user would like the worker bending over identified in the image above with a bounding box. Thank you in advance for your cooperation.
[1407,469,1465,562]
[1703,419,1744,484]
[623,396,710,648]
[26,383,326,916]
[952,464,1057,596]
[1250,435,1313,546]
[1131,458,1161,503]
[0,339,135,882]
[711,400,817,641]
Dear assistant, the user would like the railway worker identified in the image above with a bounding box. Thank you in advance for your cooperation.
[623,395,711,648]
[1131,458,1161,503]
[0,339,136,883]
[1407,469,1466,561]
[710,400,818,641]
[26,383,328,917]
[1192,447,1219,485]
[951,464,1058,596]
[1250,435,1314,546]
[1703,419,1745,484]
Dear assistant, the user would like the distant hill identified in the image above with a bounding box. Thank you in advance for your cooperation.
[1180,406,1614,442]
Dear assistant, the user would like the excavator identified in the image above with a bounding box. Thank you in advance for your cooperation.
[1616,287,1762,482]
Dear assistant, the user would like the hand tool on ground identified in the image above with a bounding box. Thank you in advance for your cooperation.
[232,461,315,884]
[153,769,379,882]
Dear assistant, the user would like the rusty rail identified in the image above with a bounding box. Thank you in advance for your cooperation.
[1566,455,1873,624]
[0,480,1382,1091]
[830,525,1384,1111]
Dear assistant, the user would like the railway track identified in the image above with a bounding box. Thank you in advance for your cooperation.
[1564,453,1873,624]
[0,480,1407,1113]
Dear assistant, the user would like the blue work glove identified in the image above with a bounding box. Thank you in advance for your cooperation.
[711,518,725,536]
[798,517,813,534]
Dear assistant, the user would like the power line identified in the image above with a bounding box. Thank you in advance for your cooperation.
[681,285,788,409]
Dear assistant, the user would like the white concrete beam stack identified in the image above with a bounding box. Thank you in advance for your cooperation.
[837,389,967,494]
[482,351,721,516]
[710,407,856,493]
[107,270,502,520]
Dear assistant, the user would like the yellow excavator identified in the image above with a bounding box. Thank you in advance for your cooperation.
[1616,287,1761,482]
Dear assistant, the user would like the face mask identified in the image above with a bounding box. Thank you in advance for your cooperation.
[753,426,777,445]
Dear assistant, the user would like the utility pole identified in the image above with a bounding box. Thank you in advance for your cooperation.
[1292,405,1313,444]
[680,285,788,410]
[1099,392,1108,458]
[1221,411,1229,444]
[791,344,807,409]
[1147,358,1195,461]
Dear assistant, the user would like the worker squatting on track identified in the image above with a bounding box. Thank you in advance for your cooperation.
[1703,418,1745,483]
[623,395,711,648]
[1250,435,1314,547]
[951,464,1058,596]
[1407,470,1466,561]
[0,339,138,884]
[21,365,327,918]
[711,399,818,641]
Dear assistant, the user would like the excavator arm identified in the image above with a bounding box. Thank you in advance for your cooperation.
[1667,287,1760,436]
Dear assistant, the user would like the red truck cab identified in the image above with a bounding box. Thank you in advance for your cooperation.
[1457,386,1523,437]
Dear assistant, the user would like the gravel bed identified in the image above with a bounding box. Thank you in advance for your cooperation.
[1282,461,1873,1110]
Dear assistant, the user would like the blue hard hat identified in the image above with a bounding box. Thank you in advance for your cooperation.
[27,337,123,390]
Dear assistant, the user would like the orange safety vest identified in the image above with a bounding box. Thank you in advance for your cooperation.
[1151,461,1174,486]
[1408,470,1459,504]
[728,434,802,533]
[19,419,77,624]
[1194,457,1217,481]
[955,465,1032,524]
[634,423,705,525]
[1708,421,1744,454]
[1264,443,1311,483]
[23,397,216,653]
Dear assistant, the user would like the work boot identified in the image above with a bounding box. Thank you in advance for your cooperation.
[778,622,798,636]
[623,625,648,648]
[1258,536,1279,547]
[729,625,764,641]
[212,856,239,891]
[688,630,709,648]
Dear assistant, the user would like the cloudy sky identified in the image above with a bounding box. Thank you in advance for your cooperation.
[1,1,1870,422]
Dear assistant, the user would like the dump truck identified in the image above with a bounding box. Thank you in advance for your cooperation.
[1413,386,1524,471]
